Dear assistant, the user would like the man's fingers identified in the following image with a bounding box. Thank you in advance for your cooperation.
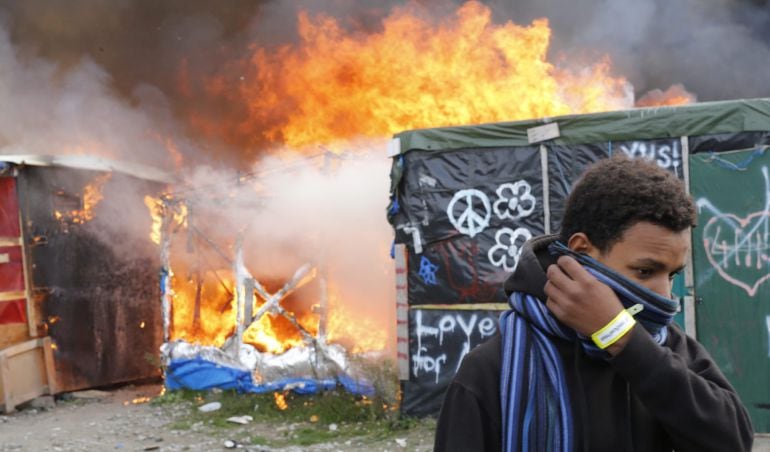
[545,297,564,319]
[555,255,594,283]
[544,278,567,303]
[546,263,572,290]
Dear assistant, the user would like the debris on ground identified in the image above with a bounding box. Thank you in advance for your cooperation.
[197,401,221,413]
[70,390,112,400]
[226,415,253,425]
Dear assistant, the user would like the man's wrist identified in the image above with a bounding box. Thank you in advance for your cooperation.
[591,309,637,349]
[605,324,635,356]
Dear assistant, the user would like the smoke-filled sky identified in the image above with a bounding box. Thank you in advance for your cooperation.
[1,0,769,166]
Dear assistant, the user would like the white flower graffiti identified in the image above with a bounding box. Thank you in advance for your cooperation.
[487,227,533,272]
[447,180,536,239]
[493,181,536,221]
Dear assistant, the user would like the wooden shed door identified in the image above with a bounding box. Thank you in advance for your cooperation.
[690,148,770,432]
[0,177,31,349]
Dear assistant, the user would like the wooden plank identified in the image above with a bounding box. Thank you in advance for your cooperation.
[0,338,52,413]
[540,144,551,234]
[18,200,36,339]
[0,354,10,413]
[0,238,21,247]
[29,290,46,338]
[2,346,45,410]
[0,323,29,350]
[0,337,43,357]
[0,291,26,302]
[42,337,56,394]
[416,303,509,311]
[681,136,698,338]
[395,244,409,381]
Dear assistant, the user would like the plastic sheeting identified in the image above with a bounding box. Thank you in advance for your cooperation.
[391,98,770,157]
[165,357,374,396]
[391,146,546,305]
[389,98,770,417]
[400,308,501,416]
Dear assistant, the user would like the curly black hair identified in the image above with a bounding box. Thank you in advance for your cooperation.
[559,155,697,252]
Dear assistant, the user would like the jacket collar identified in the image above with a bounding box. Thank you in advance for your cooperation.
[503,234,560,300]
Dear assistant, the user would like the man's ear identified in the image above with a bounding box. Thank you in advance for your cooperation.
[567,232,600,258]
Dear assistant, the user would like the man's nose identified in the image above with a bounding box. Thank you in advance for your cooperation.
[649,276,673,298]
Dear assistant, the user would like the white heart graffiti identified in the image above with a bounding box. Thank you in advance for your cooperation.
[703,211,770,297]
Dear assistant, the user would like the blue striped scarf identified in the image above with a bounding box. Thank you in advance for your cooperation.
[500,241,680,452]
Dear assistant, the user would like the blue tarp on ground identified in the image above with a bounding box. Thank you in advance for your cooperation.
[164,357,374,396]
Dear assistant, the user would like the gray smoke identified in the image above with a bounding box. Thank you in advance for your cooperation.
[483,0,770,101]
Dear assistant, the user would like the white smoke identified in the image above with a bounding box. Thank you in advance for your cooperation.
[174,145,396,355]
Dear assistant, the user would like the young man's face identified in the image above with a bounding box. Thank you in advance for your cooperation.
[586,221,689,297]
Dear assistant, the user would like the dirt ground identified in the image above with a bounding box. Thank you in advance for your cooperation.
[0,384,435,452]
[1,384,768,451]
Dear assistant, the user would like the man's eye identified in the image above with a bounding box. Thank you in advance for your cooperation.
[636,268,653,278]
[669,270,683,281]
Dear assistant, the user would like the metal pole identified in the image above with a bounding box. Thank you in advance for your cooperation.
[159,203,173,344]
[233,236,245,361]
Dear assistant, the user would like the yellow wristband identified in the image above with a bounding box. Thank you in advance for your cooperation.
[591,309,636,349]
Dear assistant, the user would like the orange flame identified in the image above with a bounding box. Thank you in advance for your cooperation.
[158,239,389,353]
[170,267,236,347]
[228,1,639,149]
[325,284,387,353]
[144,196,164,245]
[55,173,111,224]
[80,173,111,220]
[635,83,696,108]
[274,392,288,411]
[143,196,188,245]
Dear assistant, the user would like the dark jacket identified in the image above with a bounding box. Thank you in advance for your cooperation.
[434,235,754,452]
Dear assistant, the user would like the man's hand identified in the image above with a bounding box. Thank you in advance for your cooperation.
[544,255,632,355]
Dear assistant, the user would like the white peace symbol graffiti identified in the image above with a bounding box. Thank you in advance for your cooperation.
[488,227,533,272]
[447,189,491,238]
[493,181,536,220]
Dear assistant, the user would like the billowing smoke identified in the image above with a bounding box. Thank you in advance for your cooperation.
[0,24,193,169]
[482,0,770,101]
[3,0,768,161]
[173,146,395,352]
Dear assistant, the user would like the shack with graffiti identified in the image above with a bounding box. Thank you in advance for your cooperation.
[387,98,770,432]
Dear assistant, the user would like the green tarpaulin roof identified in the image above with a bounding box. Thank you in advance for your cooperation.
[392,98,770,154]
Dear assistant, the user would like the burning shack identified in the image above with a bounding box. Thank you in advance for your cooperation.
[0,155,171,412]
[155,156,384,399]
[388,98,770,431]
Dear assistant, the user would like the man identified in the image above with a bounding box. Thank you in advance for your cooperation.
[434,156,753,451]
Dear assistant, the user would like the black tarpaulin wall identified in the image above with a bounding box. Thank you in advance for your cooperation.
[389,98,770,417]
[18,166,164,392]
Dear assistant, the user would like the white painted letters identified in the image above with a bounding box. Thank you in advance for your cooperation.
[412,311,499,383]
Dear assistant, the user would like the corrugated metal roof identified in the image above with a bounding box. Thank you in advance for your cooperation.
[0,154,174,183]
